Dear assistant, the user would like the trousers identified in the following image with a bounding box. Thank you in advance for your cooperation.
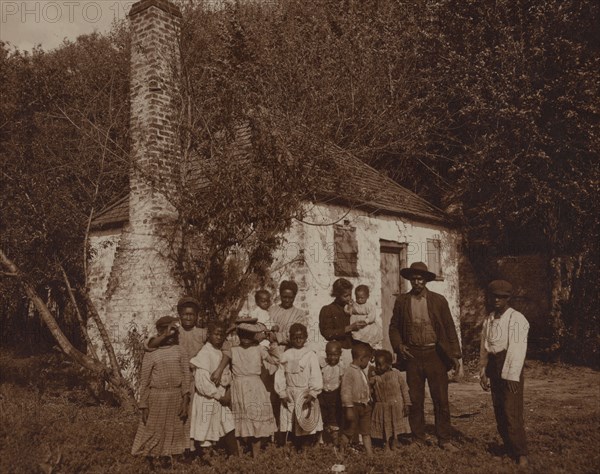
[405,345,452,444]
[486,350,528,456]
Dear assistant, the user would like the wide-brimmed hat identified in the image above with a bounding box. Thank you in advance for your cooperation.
[294,394,320,433]
[488,280,513,297]
[234,317,258,325]
[400,262,436,282]
[237,321,267,333]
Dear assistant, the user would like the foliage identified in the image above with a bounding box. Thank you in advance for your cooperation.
[172,0,599,354]
[0,30,130,286]
[429,0,600,254]
[427,0,600,359]
[0,29,135,404]
[117,323,149,393]
[0,29,130,344]
[172,3,344,317]
[1,0,597,362]
[180,0,457,198]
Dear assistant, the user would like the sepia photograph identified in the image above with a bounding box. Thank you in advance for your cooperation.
[1,1,598,472]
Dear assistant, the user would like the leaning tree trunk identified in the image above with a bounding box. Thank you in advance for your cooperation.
[0,250,137,409]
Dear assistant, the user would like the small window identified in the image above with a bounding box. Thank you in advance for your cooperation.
[334,224,359,277]
[426,238,443,280]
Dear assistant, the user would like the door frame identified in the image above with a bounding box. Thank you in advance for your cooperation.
[379,240,408,296]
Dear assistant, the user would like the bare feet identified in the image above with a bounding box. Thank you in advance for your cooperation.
[251,439,261,458]
[518,455,529,467]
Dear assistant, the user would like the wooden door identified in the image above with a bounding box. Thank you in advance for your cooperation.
[380,241,407,352]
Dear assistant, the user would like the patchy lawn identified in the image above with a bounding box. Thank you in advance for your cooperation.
[0,351,598,473]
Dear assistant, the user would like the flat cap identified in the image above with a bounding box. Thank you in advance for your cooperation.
[488,280,513,296]
[155,316,179,328]
[177,296,201,311]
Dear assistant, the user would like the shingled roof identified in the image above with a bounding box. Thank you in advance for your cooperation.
[91,148,450,231]
[90,195,129,230]
[317,147,450,224]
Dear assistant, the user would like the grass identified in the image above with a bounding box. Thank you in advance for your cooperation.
[1,350,599,473]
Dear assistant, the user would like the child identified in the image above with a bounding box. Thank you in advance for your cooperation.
[319,341,345,445]
[248,290,280,347]
[370,349,411,452]
[132,316,191,466]
[340,343,373,456]
[348,285,381,347]
[189,321,238,457]
[146,297,207,359]
[230,322,279,457]
[275,323,323,449]
[479,280,529,467]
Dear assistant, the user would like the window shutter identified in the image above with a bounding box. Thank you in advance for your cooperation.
[427,238,443,279]
[334,224,359,277]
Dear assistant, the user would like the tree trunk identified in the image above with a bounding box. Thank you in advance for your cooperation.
[548,256,566,360]
[0,250,136,409]
[59,265,100,362]
[83,291,122,378]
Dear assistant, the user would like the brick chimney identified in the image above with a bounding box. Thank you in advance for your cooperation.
[129,0,182,221]
[97,0,183,360]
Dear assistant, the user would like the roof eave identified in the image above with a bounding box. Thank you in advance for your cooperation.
[312,194,455,228]
[89,219,129,232]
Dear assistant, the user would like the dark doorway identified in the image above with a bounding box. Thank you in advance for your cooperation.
[379,240,407,352]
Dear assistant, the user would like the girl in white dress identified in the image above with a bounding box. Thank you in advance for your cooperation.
[189,321,238,456]
[275,323,323,449]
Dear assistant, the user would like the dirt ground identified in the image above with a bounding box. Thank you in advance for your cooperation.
[0,354,598,473]
[446,361,600,472]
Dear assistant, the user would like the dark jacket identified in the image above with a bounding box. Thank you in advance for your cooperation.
[319,300,353,350]
[389,288,461,369]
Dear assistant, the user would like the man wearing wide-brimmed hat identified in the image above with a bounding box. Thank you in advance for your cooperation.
[479,280,529,467]
[389,262,461,451]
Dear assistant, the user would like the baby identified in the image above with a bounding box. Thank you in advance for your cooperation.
[348,285,381,347]
[247,290,279,347]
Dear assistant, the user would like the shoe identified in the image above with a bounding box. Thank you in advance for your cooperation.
[440,442,459,453]
[159,456,172,469]
[411,437,430,448]
[517,456,529,467]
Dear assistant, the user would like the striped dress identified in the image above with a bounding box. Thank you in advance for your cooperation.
[268,305,308,346]
[371,369,411,439]
[131,344,191,456]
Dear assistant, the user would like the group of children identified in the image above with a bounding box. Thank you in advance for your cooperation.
[131,286,410,466]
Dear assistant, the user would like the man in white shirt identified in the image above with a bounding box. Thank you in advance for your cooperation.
[479,280,529,467]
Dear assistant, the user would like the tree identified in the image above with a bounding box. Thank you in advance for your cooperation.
[427,0,600,361]
[2,0,597,372]
[0,28,135,403]
[120,1,600,361]
[167,0,467,317]
[174,0,599,360]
